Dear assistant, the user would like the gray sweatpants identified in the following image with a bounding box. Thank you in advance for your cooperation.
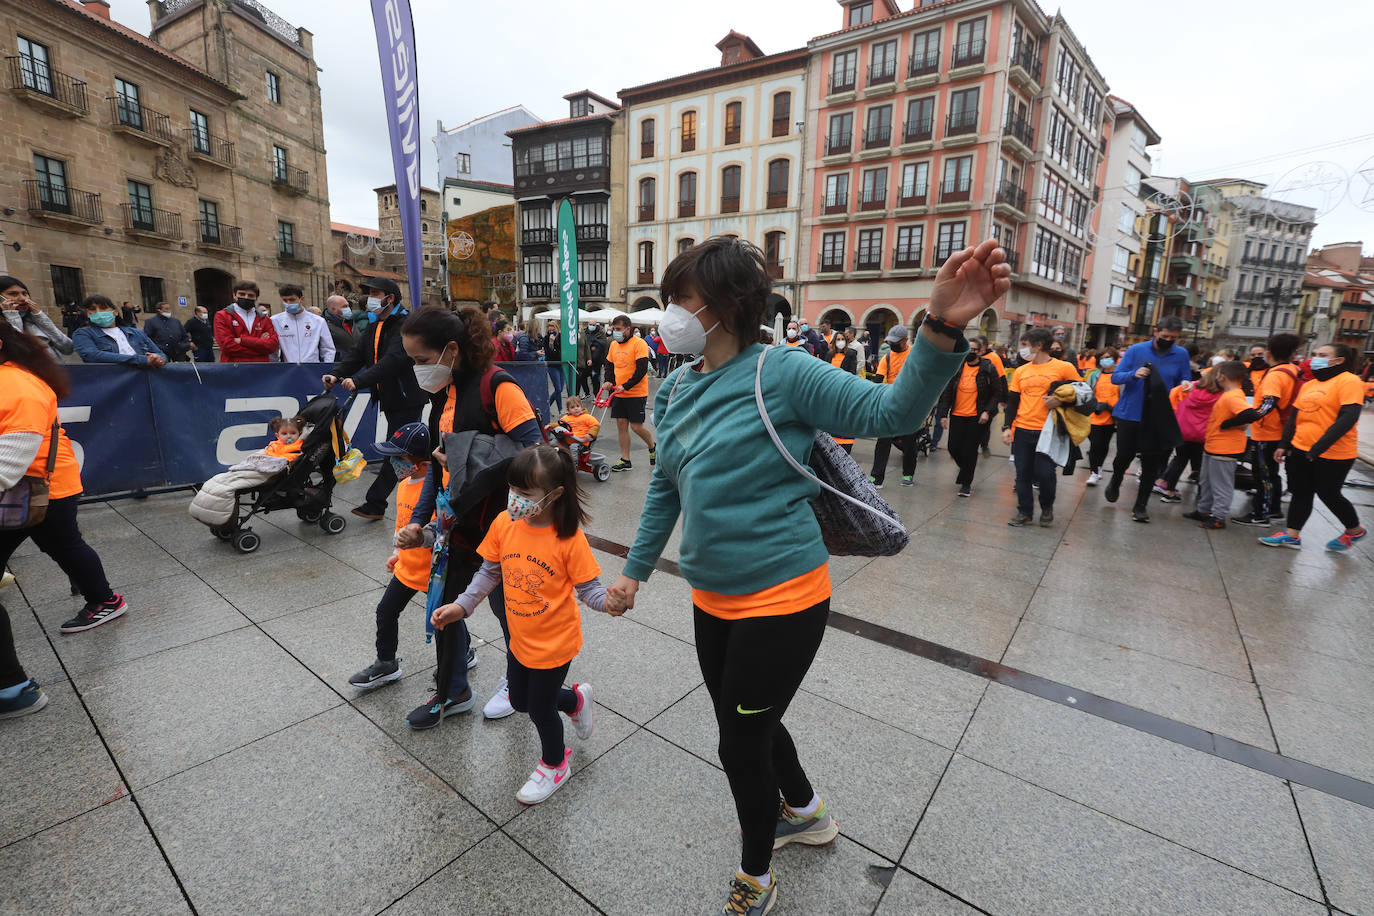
[1195,453,1238,519]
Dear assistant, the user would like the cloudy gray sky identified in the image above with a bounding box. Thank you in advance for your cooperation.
[110,0,1373,250]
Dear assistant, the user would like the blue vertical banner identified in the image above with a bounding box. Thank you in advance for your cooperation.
[370,0,423,306]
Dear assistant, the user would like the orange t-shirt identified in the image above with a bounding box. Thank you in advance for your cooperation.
[263,438,303,459]
[1077,355,1097,374]
[829,350,846,370]
[952,362,980,417]
[1205,387,1251,455]
[1291,372,1362,460]
[1249,365,1267,396]
[609,336,652,398]
[984,349,1006,377]
[692,562,831,621]
[875,347,910,385]
[1009,358,1082,431]
[1091,371,1119,426]
[559,412,599,441]
[477,512,600,668]
[0,364,82,500]
[392,475,433,590]
[1251,365,1299,443]
[439,380,537,436]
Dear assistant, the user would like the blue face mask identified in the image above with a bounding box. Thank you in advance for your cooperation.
[612,330,624,342]
[1099,357,1115,368]
[284,303,302,315]
[1309,357,1331,371]
[89,311,116,328]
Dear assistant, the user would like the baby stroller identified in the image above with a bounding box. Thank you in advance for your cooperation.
[903,411,936,461]
[206,392,355,553]
[547,391,614,482]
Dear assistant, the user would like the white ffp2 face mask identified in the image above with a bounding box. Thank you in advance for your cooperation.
[412,349,456,393]
[1018,346,1033,361]
[658,302,718,354]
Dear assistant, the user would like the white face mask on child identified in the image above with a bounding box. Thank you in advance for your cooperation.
[508,491,551,521]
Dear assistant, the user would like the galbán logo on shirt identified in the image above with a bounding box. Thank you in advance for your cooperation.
[502,551,555,617]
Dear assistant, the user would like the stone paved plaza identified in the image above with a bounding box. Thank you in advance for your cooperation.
[2,414,1373,915]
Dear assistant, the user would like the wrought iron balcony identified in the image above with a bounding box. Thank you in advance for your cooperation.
[525,283,555,299]
[185,129,235,168]
[120,203,182,240]
[521,228,554,245]
[825,132,852,156]
[902,119,933,144]
[933,244,962,267]
[108,97,173,145]
[951,38,986,68]
[859,189,887,211]
[277,240,314,264]
[195,220,243,250]
[897,187,927,208]
[5,57,88,116]
[1010,43,1043,84]
[863,124,892,149]
[893,246,922,269]
[22,180,102,224]
[939,182,972,204]
[854,250,882,271]
[995,180,1027,214]
[1002,115,1034,150]
[1004,249,1021,273]
[272,163,309,195]
[828,72,857,95]
[907,55,939,79]
[819,257,844,274]
[823,192,848,215]
[866,62,896,86]
[946,110,978,138]
[576,224,608,243]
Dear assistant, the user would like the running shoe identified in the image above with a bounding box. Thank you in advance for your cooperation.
[774,798,839,850]
[1151,482,1170,496]
[1086,471,1101,487]
[869,476,884,490]
[467,646,478,670]
[405,690,475,729]
[567,683,595,740]
[981,446,992,458]
[610,460,632,472]
[1104,480,1120,503]
[1181,510,1208,521]
[1259,532,1302,549]
[516,748,572,805]
[900,476,914,487]
[1198,516,1226,530]
[59,594,127,635]
[483,677,516,719]
[1038,511,1054,527]
[1131,508,1151,523]
[0,570,14,590]
[722,873,777,915]
[1158,491,1181,504]
[648,447,657,467]
[351,505,385,520]
[0,680,48,719]
[1326,527,1367,552]
[1007,514,1034,527]
[1230,515,1269,527]
[1267,506,1285,520]
[957,485,971,498]
[349,658,401,690]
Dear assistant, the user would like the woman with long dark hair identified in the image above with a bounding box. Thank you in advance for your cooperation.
[0,320,127,717]
[1,275,74,359]
[607,236,1009,913]
[390,307,544,729]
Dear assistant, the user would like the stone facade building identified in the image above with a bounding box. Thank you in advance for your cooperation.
[0,0,333,325]
[374,183,442,308]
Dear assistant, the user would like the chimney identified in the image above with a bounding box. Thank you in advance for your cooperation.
[716,31,764,67]
[82,0,112,19]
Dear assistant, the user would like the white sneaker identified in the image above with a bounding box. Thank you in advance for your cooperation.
[567,683,594,740]
[483,677,515,719]
[0,570,13,590]
[516,748,572,805]
[1086,471,1101,486]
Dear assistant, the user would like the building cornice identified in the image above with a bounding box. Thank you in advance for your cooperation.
[618,49,807,107]
[809,0,1049,50]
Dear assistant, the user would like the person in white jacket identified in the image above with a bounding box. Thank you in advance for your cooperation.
[270,284,335,364]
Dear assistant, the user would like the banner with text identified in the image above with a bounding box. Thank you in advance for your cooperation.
[370,0,423,306]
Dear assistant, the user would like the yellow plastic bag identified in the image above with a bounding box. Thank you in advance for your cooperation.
[333,448,367,484]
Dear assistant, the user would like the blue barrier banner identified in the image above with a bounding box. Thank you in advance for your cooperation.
[59,362,557,498]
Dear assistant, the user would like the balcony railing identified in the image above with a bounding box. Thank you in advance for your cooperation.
[1004,249,1021,273]
[678,201,696,218]
[272,163,309,195]
[866,62,896,86]
[933,244,961,266]
[720,195,740,214]
[765,190,788,210]
[859,189,887,211]
[766,261,785,280]
[724,123,741,145]
[22,180,102,223]
[576,224,608,243]
[108,97,174,144]
[277,241,314,264]
[185,129,235,167]
[119,203,182,239]
[825,132,852,156]
[951,38,986,67]
[995,180,1027,213]
[526,283,555,299]
[823,193,848,215]
[908,54,939,78]
[680,133,696,153]
[939,182,972,204]
[903,118,933,144]
[195,220,242,249]
[521,228,554,245]
[828,71,857,94]
[946,110,979,137]
[893,246,922,269]
[1009,43,1043,83]
[854,251,882,271]
[863,124,892,149]
[1002,115,1034,149]
[636,269,654,285]
[5,57,88,115]
[897,187,928,208]
[579,281,607,298]
[819,257,844,274]
[513,155,610,178]
[637,204,655,222]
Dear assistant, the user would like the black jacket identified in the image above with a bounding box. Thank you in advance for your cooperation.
[938,357,1001,418]
[585,328,608,367]
[331,311,427,413]
[143,313,190,360]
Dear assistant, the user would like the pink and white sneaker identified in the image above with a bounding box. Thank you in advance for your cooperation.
[567,683,595,740]
[516,748,572,805]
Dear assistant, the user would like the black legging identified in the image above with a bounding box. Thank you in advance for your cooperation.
[946,415,982,486]
[0,603,25,688]
[1110,419,1166,511]
[695,599,829,877]
[870,435,917,484]
[374,576,418,662]
[506,655,578,767]
[1162,442,1203,489]
[0,495,114,605]
[1284,451,1359,532]
[1086,423,1115,472]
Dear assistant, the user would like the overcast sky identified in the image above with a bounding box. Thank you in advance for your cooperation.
[110,0,1373,250]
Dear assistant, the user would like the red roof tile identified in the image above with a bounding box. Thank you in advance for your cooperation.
[331,222,378,238]
[506,112,617,136]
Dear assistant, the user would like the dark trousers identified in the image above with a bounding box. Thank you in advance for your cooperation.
[1110,419,1166,512]
[870,435,917,484]
[946,415,982,486]
[0,603,25,688]
[506,654,578,767]
[363,406,423,511]
[695,599,828,877]
[0,496,113,605]
[576,365,595,397]
[1162,441,1204,489]
[1285,452,1359,531]
[374,576,418,662]
[1087,424,1115,472]
[1011,427,1056,517]
[1247,441,1283,518]
[548,365,564,413]
[929,407,947,449]
[434,552,508,700]
[979,411,995,451]
[656,352,670,377]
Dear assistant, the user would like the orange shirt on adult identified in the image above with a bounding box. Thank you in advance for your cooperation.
[952,362,980,417]
[609,335,652,398]
[477,512,600,669]
[392,474,433,590]
[439,380,536,436]
[984,349,1006,378]
[1091,370,1119,427]
[1291,372,1363,461]
[875,347,910,385]
[1205,387,1251,455]
[1251,365,1299,442]
[692,563,831,621]
[1009,358,1082,431]
[0,364,82,500]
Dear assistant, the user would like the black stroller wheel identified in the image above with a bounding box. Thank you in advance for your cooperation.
[320,512,347,535]
[233,530,261,554]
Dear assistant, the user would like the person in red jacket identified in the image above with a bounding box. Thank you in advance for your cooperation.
[212,280,279,362]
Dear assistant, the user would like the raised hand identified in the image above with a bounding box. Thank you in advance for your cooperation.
[927,238,1013,329]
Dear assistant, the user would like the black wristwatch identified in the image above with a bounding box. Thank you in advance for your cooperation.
[922,313,966,341]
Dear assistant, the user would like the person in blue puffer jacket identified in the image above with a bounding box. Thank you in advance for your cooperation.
[71,296,166,368]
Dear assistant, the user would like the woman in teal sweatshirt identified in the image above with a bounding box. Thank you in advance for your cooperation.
[608,236,1010,914]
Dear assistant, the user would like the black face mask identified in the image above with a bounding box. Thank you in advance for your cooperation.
[1153,337,1175,352]
[1311,364,1345,382]
[1249,357,1268,370]
[965,351,981,364]
[236,297,255,309]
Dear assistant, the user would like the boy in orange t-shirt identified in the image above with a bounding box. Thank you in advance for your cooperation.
[1184,362,1261,529]
[1001,328,1082,527]
[547,395,601,466]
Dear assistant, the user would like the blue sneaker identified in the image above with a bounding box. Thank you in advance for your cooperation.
[0,680,48,719]
[1326,527,1367,552]
[405,690,476,729]
[1259,532,1302,549]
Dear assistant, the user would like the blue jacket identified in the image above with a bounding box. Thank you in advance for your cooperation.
[73,325,166,366]
[1111,340,1192,422]
[513,332,543,361]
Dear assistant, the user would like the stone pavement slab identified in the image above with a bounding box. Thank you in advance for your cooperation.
[1293,785,1374,915]
[874,870,983,915]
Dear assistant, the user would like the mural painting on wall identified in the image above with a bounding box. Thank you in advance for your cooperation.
[448,205,516,305]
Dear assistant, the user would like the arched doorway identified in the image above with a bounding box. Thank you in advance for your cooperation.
[909,306,928,337]
[820,307,852,332]
[631,296,660,311]
[766,293,791,324]
[861,305,901,363]
[194,267,233,316]
[979,307,1000,342]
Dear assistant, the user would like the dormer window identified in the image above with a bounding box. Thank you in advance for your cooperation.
[848,1,873,27]
[571,97,590,117]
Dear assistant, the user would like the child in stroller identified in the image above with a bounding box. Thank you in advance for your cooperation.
[545,394,612,482]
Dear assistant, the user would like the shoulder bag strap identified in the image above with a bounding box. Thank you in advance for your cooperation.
[753,347,906,531]
[43,419,59,481]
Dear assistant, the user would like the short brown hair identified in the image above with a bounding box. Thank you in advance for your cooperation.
[232,279,260,296]
[660,236,771,350]
[278,284,304,299]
